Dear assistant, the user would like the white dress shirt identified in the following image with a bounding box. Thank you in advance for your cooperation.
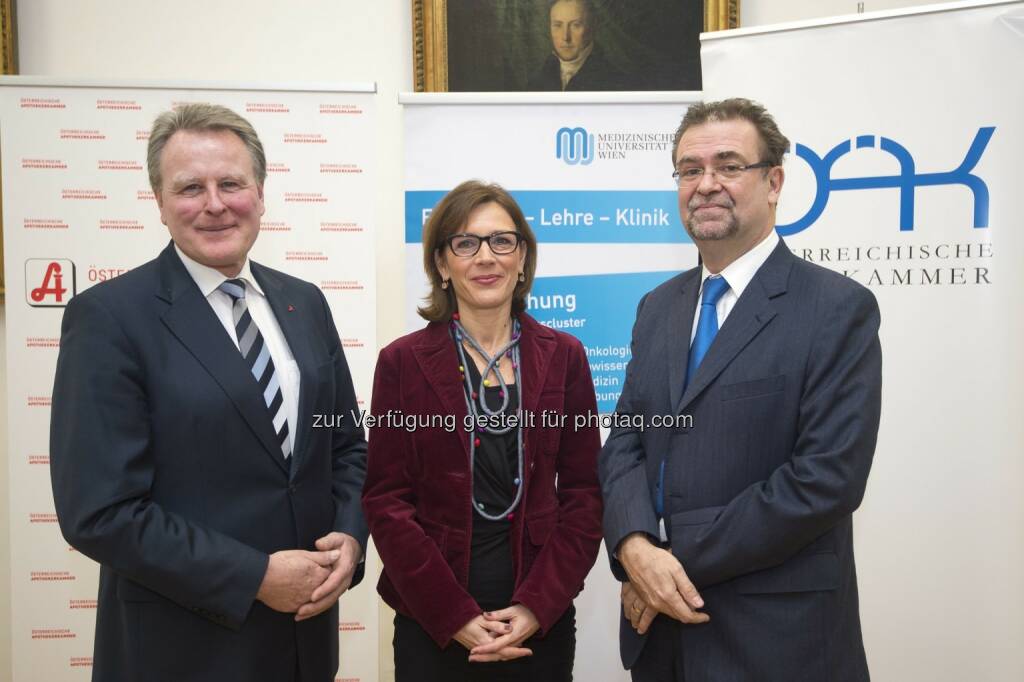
[558,41,594,89]
[690,230,780,342]
[175,245,300,454]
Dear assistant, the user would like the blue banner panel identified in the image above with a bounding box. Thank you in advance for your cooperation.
[406,190,691,244]
[528,270,679,412]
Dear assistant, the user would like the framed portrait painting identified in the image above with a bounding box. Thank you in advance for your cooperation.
[413,0,738,92]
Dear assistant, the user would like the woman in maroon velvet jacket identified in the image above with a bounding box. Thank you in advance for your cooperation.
[362,181,602,680]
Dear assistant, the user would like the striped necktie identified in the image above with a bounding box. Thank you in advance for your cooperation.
[218,279,291,462]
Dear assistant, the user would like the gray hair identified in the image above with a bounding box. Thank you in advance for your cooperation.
[147,103,267,192]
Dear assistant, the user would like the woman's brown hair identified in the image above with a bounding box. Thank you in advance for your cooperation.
[418,180,538,322]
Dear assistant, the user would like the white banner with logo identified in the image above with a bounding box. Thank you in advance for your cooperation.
[1,78,378,681]
[402,93,700,682]
[701,1,1023,678]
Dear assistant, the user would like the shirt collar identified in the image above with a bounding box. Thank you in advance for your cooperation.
[174,244,264,298]
[700,229,779,299]
[558,41,594,88]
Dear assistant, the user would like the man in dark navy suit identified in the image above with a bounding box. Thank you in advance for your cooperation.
[599,98,882,681]
[50,104,367,682]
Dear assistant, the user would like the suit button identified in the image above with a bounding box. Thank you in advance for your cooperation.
[289,484,298,494]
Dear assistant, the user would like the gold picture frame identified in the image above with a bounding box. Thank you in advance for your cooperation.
[705,0,739,32]
[413,0,738,92]
[0,0,17,298]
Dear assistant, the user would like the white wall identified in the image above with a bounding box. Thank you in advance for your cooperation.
[0,304,9,680]
[1,0,961,679]
[742,0,945,25]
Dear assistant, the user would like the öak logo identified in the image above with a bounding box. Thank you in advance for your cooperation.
[778,127,994,236]
[556,127,595,166]
[26,259,76,307]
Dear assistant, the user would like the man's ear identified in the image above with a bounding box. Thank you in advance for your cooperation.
[768,166,785,205]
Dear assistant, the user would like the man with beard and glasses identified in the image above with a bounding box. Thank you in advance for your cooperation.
[599,98,882,681]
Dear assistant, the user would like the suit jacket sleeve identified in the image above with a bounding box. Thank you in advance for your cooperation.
[361,345,481,647]
[511,337,603,633]
[317,287,369,584]
[49,292,268,631]
[672,285,882,588]
[598,293,661,581]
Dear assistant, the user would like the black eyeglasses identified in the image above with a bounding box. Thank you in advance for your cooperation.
[672,161,772,186]
[445,231,522,257]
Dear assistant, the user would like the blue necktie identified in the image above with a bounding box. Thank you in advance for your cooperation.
[685,275,731,388]
[656,275,730,521]
[219,279,292,462]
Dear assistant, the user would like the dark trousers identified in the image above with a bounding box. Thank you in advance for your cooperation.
[630,616,685,682]
[394,606,576,682]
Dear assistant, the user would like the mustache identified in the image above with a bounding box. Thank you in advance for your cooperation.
[688,194,734,211]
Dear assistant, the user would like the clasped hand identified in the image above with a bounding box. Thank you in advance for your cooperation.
[256,531,362,621]
[618,533,709,628]
[453,604,539,663]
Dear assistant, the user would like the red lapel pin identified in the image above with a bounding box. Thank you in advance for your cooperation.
[287,304,295,312]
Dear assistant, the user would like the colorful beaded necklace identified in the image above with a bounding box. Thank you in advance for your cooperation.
[451,313,524,521]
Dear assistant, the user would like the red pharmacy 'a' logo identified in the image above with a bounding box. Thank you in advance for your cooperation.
[26,259,77,307]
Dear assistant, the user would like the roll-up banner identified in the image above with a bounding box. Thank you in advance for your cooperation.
[403,1,1023,677]
[404,94,702,414]
[403,93,701,681]
[700,1,1023,679]
[1,78,378,681]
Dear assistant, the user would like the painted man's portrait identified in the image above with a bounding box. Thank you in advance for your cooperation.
[441,0,703,92]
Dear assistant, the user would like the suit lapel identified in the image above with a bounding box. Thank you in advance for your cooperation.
[254,263,313,479]
[156,246,289,475]
[676,240,793,414]
[412,322,470,462]
[668,270,701,412]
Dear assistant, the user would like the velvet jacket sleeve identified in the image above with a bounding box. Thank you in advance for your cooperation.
[511,336,604,633]
[361,344,481,647]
